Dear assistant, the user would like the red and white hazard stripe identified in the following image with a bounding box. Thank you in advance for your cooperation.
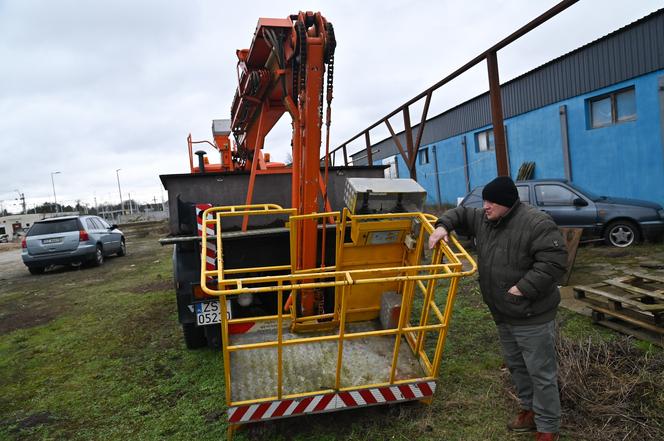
[227,381,436,424]
[196,204,216,278]
[196,203,260,333]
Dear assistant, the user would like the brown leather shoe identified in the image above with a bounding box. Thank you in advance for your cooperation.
[507,409,536,432]
[535,432,560,441]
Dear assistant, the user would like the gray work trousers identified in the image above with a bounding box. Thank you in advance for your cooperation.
[497,320,560,433]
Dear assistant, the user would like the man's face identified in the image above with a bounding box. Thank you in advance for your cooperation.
[483,200,510,221]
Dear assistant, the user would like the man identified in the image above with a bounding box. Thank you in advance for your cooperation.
[429,176,567,441]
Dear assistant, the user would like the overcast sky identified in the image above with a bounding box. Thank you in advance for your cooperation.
[0,0,660,213]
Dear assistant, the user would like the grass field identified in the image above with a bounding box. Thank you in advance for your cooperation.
[1,224,662,440]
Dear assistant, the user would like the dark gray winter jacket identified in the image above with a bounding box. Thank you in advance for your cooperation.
[436,201,568,325]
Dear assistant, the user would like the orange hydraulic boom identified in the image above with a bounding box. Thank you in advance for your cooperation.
[192,12,336,316]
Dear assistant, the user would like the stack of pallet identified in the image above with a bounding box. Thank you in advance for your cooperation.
[573,272,664,347]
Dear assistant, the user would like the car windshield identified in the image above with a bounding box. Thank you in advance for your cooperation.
[566,183,601,201]
[27,219,80,236]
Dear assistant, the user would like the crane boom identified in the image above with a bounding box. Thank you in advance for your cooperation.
[229,12,336,315]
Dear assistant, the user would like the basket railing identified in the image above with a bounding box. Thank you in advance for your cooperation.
[199,204,477,407]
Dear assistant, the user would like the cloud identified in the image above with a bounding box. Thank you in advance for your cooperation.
[0,0,659,210]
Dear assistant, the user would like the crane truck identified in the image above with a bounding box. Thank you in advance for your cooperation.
[159,11,476,438]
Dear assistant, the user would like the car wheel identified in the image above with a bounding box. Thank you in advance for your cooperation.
[182,323,206,349]
[28,266,45,275]
[604,221,640,248]
[92,245,104,266]
[117,238,126,257]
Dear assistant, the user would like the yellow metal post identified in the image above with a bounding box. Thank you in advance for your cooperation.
[335,283,349,389]
[277,281,283,399]
[431,276,459,378]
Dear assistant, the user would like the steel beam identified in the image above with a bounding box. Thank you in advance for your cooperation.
[487,51,509,176]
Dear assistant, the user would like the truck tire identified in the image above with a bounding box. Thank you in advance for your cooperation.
[182,323,206,349]
[28,266,45,275]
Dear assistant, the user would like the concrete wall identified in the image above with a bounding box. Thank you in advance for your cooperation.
[0,214,47,238]
[116,210,169,224]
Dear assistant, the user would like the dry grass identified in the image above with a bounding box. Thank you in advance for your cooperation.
[557,335,664,440]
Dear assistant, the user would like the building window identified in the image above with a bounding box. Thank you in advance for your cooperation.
[589,87,636,128]
[475,129,494,152]
[418,148,429,165]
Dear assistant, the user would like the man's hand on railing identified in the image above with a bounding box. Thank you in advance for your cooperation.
[428,226,449,250]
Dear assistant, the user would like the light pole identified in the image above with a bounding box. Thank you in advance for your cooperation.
[15,189,26,214]
[51,171,61,213]
[116,168,124,215]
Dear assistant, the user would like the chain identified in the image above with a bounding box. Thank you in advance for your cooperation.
[319,21,336,272]
[316,289,324,315]
[294,20,307,104]
[324,22,336,99]
[320,22,336,122]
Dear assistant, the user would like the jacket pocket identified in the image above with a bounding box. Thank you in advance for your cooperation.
[496,291,532,319]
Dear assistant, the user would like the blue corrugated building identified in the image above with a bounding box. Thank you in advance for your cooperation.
[353,9,664,206]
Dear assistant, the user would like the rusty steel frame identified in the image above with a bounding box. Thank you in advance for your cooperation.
[326,0,579,178]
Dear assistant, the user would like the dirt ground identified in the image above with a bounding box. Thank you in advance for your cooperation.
[0,222,169,335]
[0,244,24,281]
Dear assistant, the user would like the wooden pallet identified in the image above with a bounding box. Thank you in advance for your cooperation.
[573,272,664,347]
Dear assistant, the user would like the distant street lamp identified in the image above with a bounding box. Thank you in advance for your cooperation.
[116,168,124,215]
[15,189,26,214]
[51,171,61,213]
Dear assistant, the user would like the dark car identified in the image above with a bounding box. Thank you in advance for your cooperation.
[21,215,126,274]
[459,179,664,247]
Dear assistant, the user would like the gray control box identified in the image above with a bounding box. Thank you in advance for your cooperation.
[344,178,426,214]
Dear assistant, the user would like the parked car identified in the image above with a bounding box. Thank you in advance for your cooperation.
[21,215,126,274]
[0,233,8,243]
[459,179,664,247]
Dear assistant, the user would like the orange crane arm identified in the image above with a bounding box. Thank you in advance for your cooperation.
[229,12,336,316]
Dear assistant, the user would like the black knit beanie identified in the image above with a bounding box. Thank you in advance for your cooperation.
[482,176,518,208]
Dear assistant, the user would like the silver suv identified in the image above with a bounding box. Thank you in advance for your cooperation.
[21,215,126,274]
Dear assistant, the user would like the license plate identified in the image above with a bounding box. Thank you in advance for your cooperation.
[42,237,63,244]
[194,300,231,326]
